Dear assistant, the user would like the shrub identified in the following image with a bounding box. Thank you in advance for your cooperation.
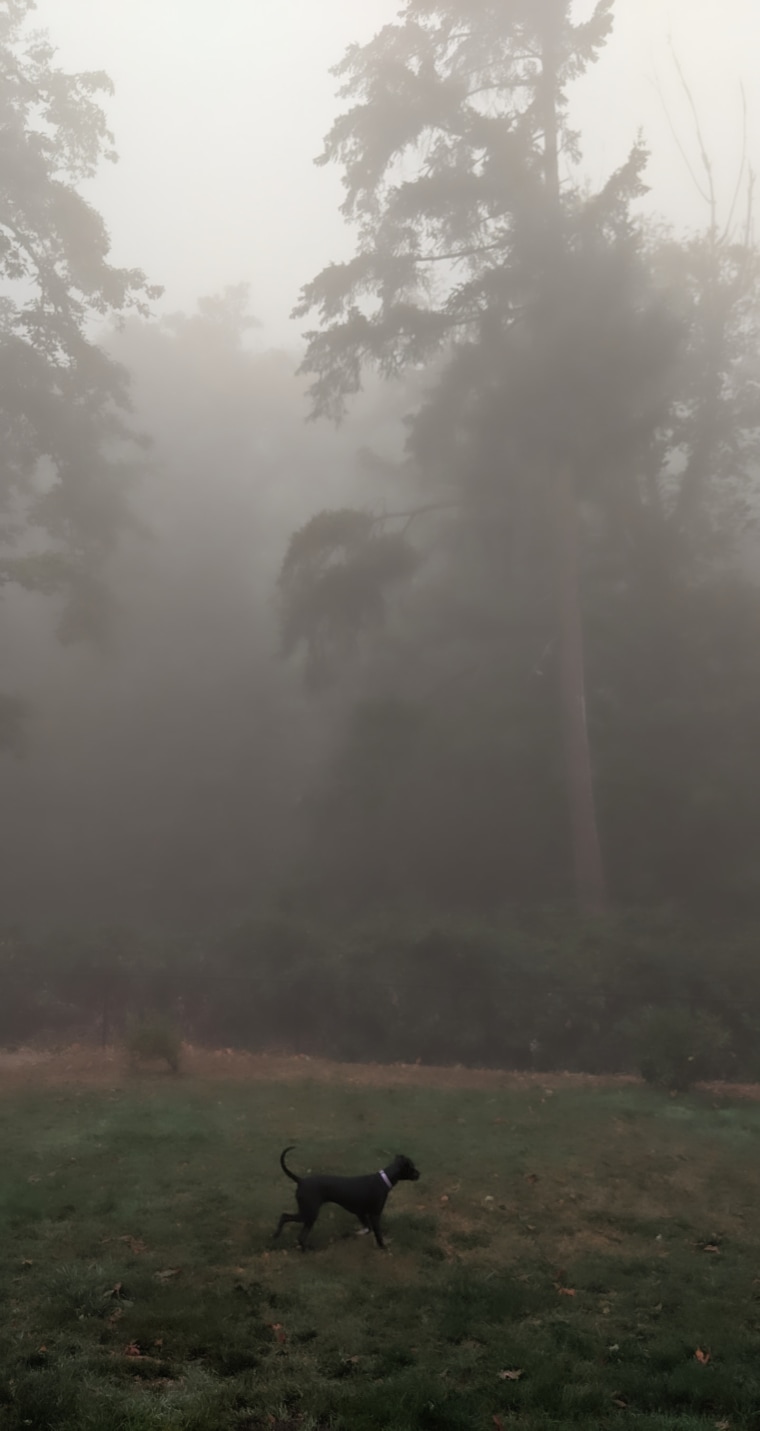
[627,1006,731,1092]
[124,1013,182,1072]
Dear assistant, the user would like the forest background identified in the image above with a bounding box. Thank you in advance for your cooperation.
[1,0,759,1079]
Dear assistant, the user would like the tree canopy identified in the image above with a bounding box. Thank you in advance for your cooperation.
[283,0,760,914]
[0,0,160,665]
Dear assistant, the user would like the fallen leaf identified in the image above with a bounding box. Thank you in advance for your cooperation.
[613,1397,628,1408]
[154,1269,181,1282]
[119,1235,148,1255]
[700,1244,721,1254]
[440,1194,449,1204]
[105,1282,123,1299]
[498,1368,523,1381]
[124,1342,142,1357]
[695,1347,711,1364]
[556,1286,576,1297]
[21,1259,33,1268]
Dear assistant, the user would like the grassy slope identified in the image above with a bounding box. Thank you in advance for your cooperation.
[0,1073,759,1429]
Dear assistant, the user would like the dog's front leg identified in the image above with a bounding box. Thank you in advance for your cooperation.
[368,1214,386,1249]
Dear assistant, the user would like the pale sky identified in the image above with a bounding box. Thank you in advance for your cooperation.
[32,0,760,346]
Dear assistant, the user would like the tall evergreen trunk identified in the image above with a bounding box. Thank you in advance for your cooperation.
[539,3,607,912]
[553,463,607,911]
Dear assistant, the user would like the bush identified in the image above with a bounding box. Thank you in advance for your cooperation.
[5,909,760,1078]
[627,1006,731,1091]
[124,1013,182,1072]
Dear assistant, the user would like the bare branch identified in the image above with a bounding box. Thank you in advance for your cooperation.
[668,39,716,233]
[721,81,749,243]
[370,500,463,535]
[650,64,710,207]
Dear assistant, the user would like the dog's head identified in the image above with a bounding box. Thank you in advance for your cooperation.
[391,1154,420,1182]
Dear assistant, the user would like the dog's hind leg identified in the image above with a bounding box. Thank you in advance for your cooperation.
[274,1212,303,1240]
[297,1217,317,1250]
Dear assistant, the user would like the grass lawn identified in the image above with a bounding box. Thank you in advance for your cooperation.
[1,1058,760,1430]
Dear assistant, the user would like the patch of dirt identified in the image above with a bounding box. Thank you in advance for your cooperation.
[0,1048,52,1070]
[0,1043,634,1091]
[0,1043,757,1101]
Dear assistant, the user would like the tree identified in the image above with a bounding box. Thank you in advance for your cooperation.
[0,0,160,737]
[287,0,680,912]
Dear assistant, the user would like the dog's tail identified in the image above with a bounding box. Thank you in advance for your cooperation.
[280,1146,300,1184]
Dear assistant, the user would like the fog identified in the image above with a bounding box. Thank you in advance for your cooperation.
[2,0,760,953]
[31,0,760,342]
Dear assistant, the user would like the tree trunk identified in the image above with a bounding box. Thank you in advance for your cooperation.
[540,3,607,912]
[554,465,606,912]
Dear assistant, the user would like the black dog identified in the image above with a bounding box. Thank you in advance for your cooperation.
[274,1146,420,1250]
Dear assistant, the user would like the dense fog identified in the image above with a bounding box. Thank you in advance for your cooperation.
[0,289,413,925]
[1,0,760,947]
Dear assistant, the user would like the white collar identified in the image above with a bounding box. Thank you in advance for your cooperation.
[379,1169,392,1190]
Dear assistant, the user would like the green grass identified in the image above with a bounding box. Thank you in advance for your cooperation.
[1,1074,760,1429]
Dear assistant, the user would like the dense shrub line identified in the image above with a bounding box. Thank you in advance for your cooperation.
[0,911,757,1086]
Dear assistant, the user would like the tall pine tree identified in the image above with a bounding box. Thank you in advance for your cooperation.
[289,0,679,911]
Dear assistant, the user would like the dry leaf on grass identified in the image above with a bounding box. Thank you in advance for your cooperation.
[119,1235,148,1255]
[695,1347,711,1364]
[498,1369,523,1381]
[154,1268,181,1282]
